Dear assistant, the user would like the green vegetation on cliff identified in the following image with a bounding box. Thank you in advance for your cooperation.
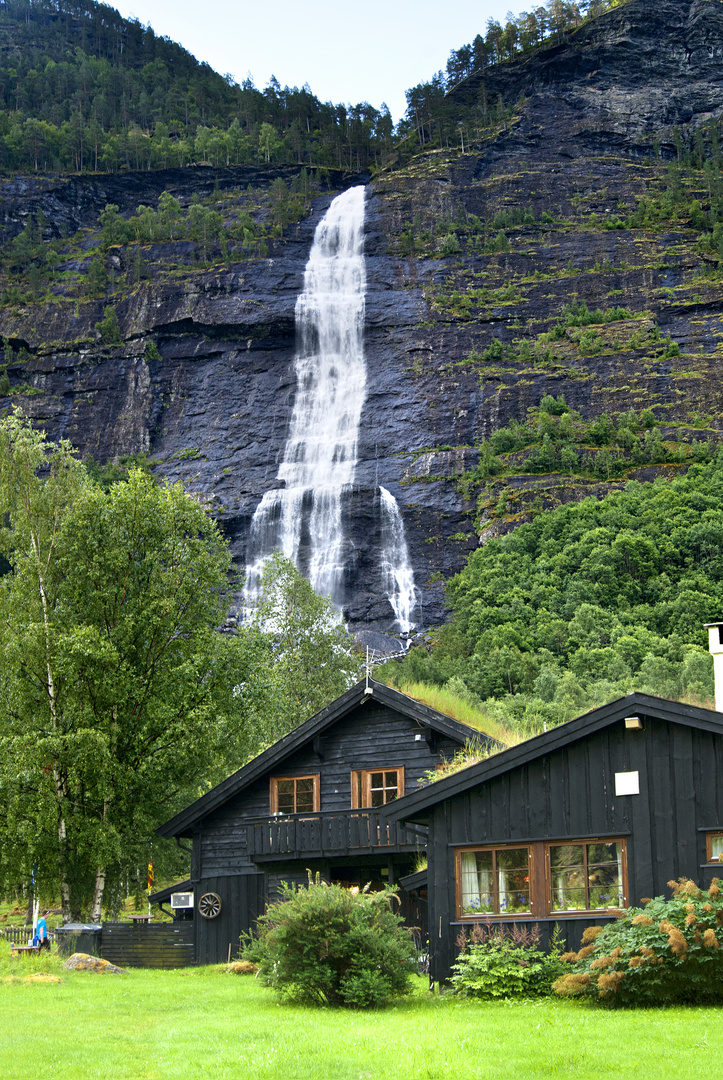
[0,172,319,336]
[383,458,721,733]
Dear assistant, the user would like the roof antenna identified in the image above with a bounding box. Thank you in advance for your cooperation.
[365,646,374,694]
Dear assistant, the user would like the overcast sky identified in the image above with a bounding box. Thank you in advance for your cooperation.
[111,1,533,122]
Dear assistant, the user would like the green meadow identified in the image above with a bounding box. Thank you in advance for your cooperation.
[1,950,721,1080]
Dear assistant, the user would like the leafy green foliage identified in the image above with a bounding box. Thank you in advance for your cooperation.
[451,923,564,999]
[554,878,723,1005]
[243,874,417,1008]
[544,300,634,337]
[247,554,364,743]
[82,452,158,491]
[95,305,121,344]
[455,393,711,497]
[391,455,723,733]
[0,412,258,919]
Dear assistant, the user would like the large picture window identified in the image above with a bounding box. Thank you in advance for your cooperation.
[456,838,627,920]
[270,774,319,815]
[351,768,404,809]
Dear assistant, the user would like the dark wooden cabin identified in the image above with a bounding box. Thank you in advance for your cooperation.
[155,678,486,965]
[382,693,723,982]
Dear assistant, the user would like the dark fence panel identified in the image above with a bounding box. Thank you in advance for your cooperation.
[194,873,265,966]
[100,922,195,968]
[2,927,34,945]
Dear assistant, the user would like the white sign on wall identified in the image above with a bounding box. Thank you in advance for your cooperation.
[615,771,640,796]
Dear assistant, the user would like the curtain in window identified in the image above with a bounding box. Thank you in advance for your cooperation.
[460,851,493,914]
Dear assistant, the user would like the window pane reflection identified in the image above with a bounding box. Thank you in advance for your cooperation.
[550,842,622,911]
[460,848,529,915]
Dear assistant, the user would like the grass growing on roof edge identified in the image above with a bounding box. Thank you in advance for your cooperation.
[380,678,516,746]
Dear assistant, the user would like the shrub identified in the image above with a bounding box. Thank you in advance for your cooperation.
[440,232,462,256]
[241,874,417,1008]
[554,878,723,1006]
[95,305,122,345]
[451,923,564,999]
[144,341,162,361]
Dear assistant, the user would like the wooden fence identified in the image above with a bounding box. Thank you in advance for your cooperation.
[0,926,54,945]
[100,922,195,968]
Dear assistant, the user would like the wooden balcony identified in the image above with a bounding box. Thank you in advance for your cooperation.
[246,811,424,860]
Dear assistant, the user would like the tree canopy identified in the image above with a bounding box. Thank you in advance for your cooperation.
[247,553,364,746]
[0,411,259,918]
[387,456,719,732]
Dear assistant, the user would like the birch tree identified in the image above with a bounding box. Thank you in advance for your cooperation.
[0,413,257,920]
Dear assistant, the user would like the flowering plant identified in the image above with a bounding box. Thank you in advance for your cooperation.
[554,878,723,1005]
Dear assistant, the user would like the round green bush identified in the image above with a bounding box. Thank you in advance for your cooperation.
[242,874,418,1008]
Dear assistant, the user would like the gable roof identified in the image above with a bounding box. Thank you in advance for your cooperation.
[157,677,484,838]
[381,692,723,825]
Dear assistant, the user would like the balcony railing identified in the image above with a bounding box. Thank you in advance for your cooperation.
[246,810,422,858]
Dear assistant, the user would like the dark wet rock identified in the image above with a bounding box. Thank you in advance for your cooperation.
[2,1,723,632]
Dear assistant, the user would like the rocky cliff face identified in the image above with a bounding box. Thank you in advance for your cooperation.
[2,0,723,633]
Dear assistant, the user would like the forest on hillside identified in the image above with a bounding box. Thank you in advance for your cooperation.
[383,459,720,734]
[0,0,624,174]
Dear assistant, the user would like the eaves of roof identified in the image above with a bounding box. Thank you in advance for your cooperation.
[156,678,484,838]
[149,879,193,904]
[380,692,723,825]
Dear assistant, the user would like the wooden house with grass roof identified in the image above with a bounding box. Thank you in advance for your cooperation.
[154,678,494,965]
[381,691,723,982]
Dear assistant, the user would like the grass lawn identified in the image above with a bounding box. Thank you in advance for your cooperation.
[1,950,721,1080]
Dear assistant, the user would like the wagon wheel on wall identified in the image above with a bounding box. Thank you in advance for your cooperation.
[198,892,222,919]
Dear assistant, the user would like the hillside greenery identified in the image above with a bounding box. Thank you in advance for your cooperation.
[381,457,722,736]
[0,1,630,177]
[401,1,625,152]
[0,0,394,175]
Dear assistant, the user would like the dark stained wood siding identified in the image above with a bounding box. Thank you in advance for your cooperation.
[427,713,723,980]
[194,874,265,967]
[196,700,462,879]
[100,923,195,969]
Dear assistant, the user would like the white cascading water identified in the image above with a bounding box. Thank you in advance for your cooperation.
[379,487,416,634]
[244,185,416,632]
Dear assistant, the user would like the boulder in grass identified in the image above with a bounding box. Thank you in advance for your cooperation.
[63,952,127,974]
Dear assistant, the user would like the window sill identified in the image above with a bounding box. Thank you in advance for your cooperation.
[453,910,623,924]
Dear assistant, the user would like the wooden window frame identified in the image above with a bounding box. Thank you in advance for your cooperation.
[455,844,534,920]
[269,774,320,815]
[455,837,628,920]
[706,831,723,863]
[545,838,628,915]
[350,767,404,809]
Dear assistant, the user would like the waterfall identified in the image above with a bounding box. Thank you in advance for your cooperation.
[244,185,417,633]
[379,487,417,635]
